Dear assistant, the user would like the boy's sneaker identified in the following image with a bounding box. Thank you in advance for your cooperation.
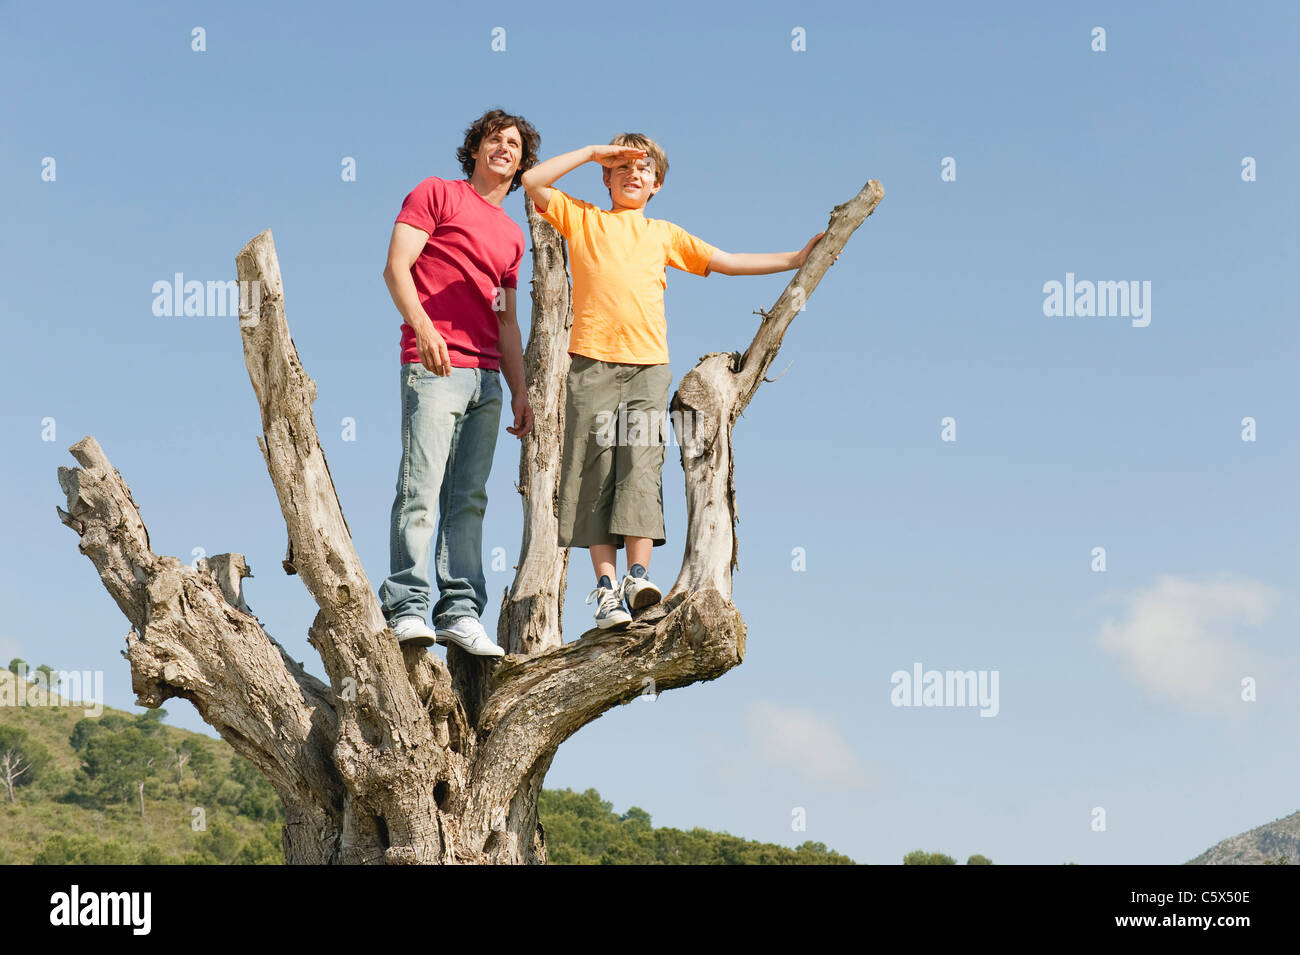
[390,616,438,648]
[620,573,662,612]
[434,616,506,657]
[586,582,632,630]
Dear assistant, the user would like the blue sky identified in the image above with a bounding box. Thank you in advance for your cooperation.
[3,0,1297,864]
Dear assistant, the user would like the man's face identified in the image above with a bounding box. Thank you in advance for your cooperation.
[604,156,660,208]
[477,125,522,180]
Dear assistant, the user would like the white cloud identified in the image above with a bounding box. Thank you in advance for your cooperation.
[1096,574,1275,706]
[743,701,874,789]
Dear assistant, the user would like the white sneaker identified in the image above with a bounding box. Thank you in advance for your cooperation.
[390,616,437,648]
[435,616,506,657]
[586,582,632,630]
[620,572,662,612]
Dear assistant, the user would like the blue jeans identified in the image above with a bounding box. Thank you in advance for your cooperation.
[379,362,502,629]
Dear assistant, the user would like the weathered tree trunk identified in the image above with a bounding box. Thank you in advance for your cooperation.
[55,182,884,863]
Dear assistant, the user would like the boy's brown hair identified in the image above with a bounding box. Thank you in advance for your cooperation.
[603,132,668,202]
[457,108,541,193]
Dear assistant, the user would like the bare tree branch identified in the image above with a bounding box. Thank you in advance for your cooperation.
[666,179,885,599]
[55,436,344,859]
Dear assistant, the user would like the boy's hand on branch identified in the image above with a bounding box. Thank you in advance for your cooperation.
[793,231,838,269]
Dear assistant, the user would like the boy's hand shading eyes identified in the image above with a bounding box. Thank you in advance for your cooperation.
[591,145,649,169]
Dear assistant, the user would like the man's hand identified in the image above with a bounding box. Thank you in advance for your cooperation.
[415,324,452,376]
[507,391,534,438]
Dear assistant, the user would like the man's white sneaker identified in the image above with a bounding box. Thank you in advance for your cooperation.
[620,573,662,612]
[586,582,632,629]
[391,616,438,648]
[435,616,506,657]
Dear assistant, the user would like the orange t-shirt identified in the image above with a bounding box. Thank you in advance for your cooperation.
[540,188,718,365]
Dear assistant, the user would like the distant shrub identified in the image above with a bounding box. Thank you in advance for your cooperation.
[904,850,957,865]
[138,845,170,865]
[34,833,135,865]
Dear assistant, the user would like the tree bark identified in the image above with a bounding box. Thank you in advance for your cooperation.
[55,181,883,863]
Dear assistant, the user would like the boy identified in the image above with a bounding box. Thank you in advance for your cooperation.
[520,134,824,629]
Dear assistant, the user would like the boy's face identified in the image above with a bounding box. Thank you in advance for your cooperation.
[604,156,660,209]
[476,125,522,180]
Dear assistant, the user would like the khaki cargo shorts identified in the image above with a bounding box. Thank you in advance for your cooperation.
[558,354,673,550]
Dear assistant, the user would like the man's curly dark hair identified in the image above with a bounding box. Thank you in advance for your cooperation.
[456,108,540,193]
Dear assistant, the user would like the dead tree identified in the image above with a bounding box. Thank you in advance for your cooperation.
[55,181,884,864]
[1,748,32,804]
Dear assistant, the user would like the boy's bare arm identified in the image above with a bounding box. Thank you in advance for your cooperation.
[708,232,837,276]
[520,144,649,212]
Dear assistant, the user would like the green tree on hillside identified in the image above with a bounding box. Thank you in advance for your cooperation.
[72,710,170,816]
[166,737,208,785]
[186,737,218,784]
[902,850,995,865]
[34,834,135,865]
[133,708,168,737]
[182,820,282,865]
[69,712,131,751]
[83,730,166,816]
[622,806,652,828]
[904,850,957,865]
[230,755,280,820]
[538,788,857,865]
[185,749,281,822]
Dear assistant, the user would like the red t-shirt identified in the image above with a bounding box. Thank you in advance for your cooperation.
[394,177,525,369]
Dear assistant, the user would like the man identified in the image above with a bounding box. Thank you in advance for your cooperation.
[378,108,539,656]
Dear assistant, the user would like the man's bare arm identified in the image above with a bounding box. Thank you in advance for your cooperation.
[383,222,451,375]
[497,287,533,438]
